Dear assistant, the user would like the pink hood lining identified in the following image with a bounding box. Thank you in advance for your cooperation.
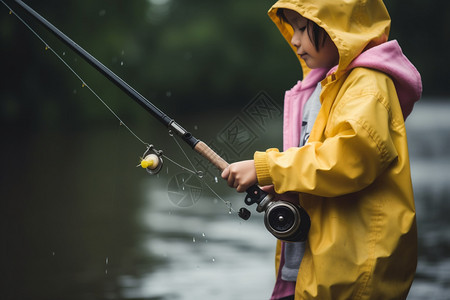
[283,40,422,151]
[327,40,422,119]
[283,68,329,151]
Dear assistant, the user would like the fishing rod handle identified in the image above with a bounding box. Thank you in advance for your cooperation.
[193,141,270,207]
[193,141,270,214]
[194,141,229,171]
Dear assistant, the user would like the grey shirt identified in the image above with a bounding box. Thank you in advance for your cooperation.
[281,83,322,282]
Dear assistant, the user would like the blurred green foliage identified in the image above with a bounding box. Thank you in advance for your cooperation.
[0,0,448,131]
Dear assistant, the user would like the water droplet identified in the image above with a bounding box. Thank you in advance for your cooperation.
[168,130,174,136]
[120,61,124,66]
[194,125,198,130]
[52,252,55,256]
[166,91,172,97]
[202,233,206,237]
[212,257,215,262]
[197,171,204,179]
[192,237,196,243]
[121,50,125,55]
[62,51,66,56]
[214,176,218,183]
[105,257,109,265]
[105,269,108,274]
[225,201,232,214]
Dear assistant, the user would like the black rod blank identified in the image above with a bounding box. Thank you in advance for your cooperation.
[14,0,199,147]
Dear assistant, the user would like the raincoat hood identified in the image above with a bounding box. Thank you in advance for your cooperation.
[268,0,391,77]
[268,0,422,119]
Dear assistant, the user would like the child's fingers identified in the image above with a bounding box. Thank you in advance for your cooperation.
[221,166,237,188]
[228,173,238,188]
[221,161,258,192]
[236,184,247,193]
[221,167,230,180]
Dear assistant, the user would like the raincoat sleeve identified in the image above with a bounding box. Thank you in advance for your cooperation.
[255,73,399,197]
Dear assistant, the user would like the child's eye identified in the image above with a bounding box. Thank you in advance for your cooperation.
[298,26,306,32]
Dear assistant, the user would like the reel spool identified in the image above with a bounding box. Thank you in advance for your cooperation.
[140,145,164,175]
[242,186,311,242]
[264,201,310,242]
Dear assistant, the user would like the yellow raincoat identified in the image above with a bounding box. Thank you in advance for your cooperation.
[254,0,421,299]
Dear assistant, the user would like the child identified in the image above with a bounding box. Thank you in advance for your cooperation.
[221,0,422,299]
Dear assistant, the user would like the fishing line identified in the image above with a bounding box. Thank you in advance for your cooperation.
[6,0,313,242]
[167,131,236,213]
[3,0,236,214]
[204,181,235,214]
[160,154,197,175]
[4,1,195,174]
[168,130,200,174]
[2,0,150,148]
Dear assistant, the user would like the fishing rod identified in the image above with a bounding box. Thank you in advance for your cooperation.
[6,0,311,241]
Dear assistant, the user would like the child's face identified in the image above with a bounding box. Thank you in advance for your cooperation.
[284,9,339,69]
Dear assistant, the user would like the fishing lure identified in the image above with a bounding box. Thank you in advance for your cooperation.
[3,0,311,242]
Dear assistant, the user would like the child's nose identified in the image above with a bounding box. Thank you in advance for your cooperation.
[291,31,301,48]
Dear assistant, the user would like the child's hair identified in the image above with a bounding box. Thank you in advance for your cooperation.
[276,8,328,51]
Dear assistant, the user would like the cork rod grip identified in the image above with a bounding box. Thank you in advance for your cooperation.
[194,141,229,172]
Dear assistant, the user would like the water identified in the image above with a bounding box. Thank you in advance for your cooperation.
[405,100,450,299]
[127,179,276,299]
[1,100,449,299]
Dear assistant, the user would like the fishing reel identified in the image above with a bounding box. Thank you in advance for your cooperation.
[140,145,164,175]
[138,145,310,242]
[239,186,310,242]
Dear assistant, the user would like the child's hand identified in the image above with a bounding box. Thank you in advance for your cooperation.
[221,160,258,193]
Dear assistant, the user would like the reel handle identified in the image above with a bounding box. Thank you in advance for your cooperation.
[245,185,269,206]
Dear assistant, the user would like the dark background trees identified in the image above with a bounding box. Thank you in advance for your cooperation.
[1,0,448,131]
